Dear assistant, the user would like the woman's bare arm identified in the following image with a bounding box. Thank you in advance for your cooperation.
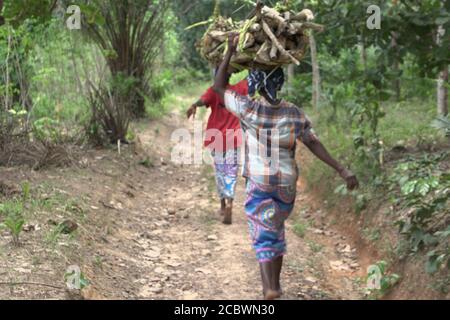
[187,99,207,119]
[213,34,239,101]
[303,138,359,190]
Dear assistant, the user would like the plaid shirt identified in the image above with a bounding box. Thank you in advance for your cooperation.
[224,90,316,186]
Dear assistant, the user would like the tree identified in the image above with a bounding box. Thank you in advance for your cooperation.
[83,0,170,119]
[172,0,247,71]
[0,0,5,26]
[310,32,320,109]
[1,0,59,112]
[437,25,448,116]
[2,0,56,26]
[390,31,401,101]
[296,0,449,113]
[437,66,449,116]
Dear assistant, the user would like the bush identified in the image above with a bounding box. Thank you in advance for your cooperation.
[0,200,25,246]
[0,108,29,149]
[284,73,312,107]
[433,116,450,137]
[32,117,62,143]
[86,81,131,145]
[173,68,209,86]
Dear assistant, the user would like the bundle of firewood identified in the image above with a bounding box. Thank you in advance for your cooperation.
[197,2,324,70]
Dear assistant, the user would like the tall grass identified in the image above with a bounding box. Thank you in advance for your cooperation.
[302,97,446,203]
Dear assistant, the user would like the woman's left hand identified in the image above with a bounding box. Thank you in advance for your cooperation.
[186,105,197,119]
[339,168,359,190]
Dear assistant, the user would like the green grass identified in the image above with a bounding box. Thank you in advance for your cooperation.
[303,97,446,204]
[1,181,85,248]
[378,98,440,148]
[293,221,308,238]
[139,157,154,168]
[307,240,324,253]
[312,98,444,156]
[147,81,210,119]
[94,255,104,270]
[0,199,25,246]
[362,227,381,242]
[45,224,65,245]
[430,276,450,294]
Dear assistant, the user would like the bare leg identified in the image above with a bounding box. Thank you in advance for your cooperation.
[259,256,283,300]
[259,263,269,297]
[218,199,226,216]
[222,199,233,225]
[273,256,283,294]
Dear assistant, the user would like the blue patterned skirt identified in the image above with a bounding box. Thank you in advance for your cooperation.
[245,179,297,262]
[212,149,239,200]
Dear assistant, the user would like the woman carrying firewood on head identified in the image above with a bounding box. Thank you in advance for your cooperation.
[187,71,248,225]
[213,34,359,300]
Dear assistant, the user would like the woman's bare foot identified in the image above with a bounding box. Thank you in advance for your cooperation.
[260,257,283,300]
[264,289,282,300]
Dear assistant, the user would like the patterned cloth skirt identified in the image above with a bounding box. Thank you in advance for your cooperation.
[245,179,297,262]
[212,149,239,200]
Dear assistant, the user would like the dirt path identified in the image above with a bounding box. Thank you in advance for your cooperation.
[0,90,366,300]
[104,98,366,300]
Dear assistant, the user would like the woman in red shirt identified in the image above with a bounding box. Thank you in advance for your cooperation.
[187,73,248,225]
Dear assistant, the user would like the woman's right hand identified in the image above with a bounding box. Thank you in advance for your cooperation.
[186,105,197,119]
[339,168,359,191]
[227,33,239,54]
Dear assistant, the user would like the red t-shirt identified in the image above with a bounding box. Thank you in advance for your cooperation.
[201,79,248,152]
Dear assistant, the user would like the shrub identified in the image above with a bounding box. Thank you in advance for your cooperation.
[0,200,25,246]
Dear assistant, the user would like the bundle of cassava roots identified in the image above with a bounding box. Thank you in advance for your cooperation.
[197,3,324,70]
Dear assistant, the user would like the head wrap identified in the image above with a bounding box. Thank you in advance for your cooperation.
[247,67,285,101]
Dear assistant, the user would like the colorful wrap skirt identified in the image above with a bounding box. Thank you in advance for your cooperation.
[245,179,297,262]
[212,149,239,200]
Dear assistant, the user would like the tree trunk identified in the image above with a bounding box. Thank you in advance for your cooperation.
[14,77,33,111]
[391,32,401,101]
[287,64,294,96]
[437,25,448,116]
[310,33,320,109]
[359,36,367,72]
[4,30,11,111]
[437,66,449,116]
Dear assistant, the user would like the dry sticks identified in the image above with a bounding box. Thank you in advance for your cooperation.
[197,5,324,70]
